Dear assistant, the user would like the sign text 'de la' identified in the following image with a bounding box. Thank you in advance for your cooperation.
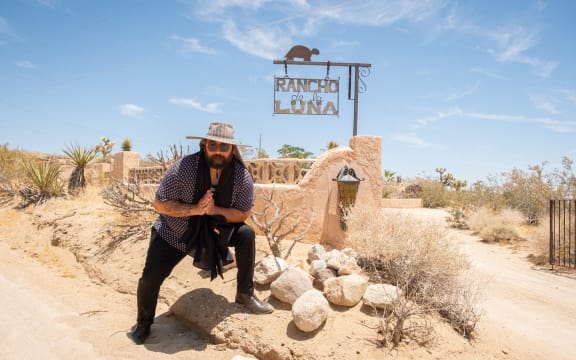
[274,77,339,116]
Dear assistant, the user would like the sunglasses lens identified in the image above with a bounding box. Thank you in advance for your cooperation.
[207,142,230,152]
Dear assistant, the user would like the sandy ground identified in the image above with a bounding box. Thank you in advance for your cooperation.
[0,198,575,359]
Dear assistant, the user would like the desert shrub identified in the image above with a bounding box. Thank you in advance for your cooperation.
[345,203,481,346]
[418,180,449,208]
[0,144,38,189]
[466,207,523,234]
[499,164,554,225]
[467,178,506,211]
[401,183,423,198]
[478,224,520,243]
[467,207,523,244]
[524,218,550,265]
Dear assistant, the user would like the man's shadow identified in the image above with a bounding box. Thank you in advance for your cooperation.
[142,288,241,354]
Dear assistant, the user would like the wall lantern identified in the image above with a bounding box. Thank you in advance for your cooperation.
[333,165,363,230]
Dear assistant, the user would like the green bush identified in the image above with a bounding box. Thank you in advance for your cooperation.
[21,159,65,205]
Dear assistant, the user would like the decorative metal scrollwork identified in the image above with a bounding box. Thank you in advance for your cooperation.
[358,66,371,93]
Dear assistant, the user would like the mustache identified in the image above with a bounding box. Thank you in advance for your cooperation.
[209,154,226,162]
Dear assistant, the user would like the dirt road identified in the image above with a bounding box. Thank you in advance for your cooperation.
[453,230,576,359]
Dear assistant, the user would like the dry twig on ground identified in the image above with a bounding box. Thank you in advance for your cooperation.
[97,224,150,262]
[101,180,155,216]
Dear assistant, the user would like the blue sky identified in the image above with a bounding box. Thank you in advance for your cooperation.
[1,0,575,184]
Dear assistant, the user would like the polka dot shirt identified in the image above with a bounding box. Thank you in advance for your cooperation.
[152,152,254,252]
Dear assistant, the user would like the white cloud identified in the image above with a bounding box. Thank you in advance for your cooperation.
[413,107,463,128]
[413,107,576,133]
[120,104,146,118]
[530,89,576,115]
[392,132,433,147]
[533,0,547,12]
[221,20,289,60]
[190,1,448,60]
[195,0,265,17]
[446,81,479,101]
[470,67,506,80]
[479,25,556,77]
[169,98,223,113]
[558,89,576,105]
[36,0,57,8]
[315,0,449,26]
[15,60,37,69]
[0,16,18,43]
[171,34,216,54]
[530,95,558,114]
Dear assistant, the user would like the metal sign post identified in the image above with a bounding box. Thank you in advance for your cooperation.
[273,45,371,136]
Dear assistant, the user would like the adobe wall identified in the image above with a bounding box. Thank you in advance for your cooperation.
[253,136,382,249]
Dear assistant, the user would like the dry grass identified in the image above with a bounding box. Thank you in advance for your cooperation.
[345,203,482,346]
[522,217,550,265]
[467,208,524,243]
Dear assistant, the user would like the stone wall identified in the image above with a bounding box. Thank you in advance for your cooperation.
[252,136,383,249]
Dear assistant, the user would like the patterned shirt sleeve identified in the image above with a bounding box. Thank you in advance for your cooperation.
[156,160,182,202]
[232,164,254,212]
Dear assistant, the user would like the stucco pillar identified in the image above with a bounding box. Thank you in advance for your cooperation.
[112,151,140,182]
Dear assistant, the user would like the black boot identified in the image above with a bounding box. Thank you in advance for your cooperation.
[235,293,274,314]
[128,323,150,345]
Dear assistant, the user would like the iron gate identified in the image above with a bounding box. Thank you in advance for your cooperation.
[549,199,576,268]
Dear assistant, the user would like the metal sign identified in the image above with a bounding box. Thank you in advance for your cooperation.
[273,45,371,135]
[273,77,339,116]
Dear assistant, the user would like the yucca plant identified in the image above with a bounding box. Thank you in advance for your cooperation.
[121,137,132,151]
[22,159,65,205]
[63,143,97,193]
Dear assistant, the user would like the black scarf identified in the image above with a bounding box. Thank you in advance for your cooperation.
[184,150,237,280]
[193,149,235,208]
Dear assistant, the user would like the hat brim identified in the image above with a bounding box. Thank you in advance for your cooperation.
[185,135,252,147]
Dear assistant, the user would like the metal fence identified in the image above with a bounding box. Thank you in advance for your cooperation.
[549,199,576,268]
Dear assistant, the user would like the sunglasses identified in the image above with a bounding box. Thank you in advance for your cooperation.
[206,141,231,152]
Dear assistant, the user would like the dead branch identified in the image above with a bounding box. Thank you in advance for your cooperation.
[97,223,149,262]
[250,186,314,259]
[101,180,155,216]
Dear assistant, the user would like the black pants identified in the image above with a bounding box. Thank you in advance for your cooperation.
[136,223,256,327]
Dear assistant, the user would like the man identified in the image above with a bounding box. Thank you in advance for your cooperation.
[129,122,273,345]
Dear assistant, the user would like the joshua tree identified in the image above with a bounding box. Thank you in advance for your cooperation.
[63,143,97,193]
[95,136,115,161]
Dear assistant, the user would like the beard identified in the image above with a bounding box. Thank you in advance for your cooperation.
[205,152,233,170]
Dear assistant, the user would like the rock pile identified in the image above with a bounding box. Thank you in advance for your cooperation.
[254,244,401,332]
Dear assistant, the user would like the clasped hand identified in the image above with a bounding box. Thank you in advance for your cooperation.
[198,189,216,215]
